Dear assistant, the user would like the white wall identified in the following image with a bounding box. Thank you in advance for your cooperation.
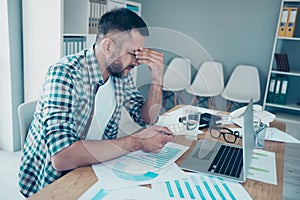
[0,0,24,152]
[23,0,63,101]
[0,0,14,151]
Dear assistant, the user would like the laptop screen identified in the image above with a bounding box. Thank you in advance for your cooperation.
[242,99,255,180]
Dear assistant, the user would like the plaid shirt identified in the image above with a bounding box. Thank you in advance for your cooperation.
[18,45,147,197]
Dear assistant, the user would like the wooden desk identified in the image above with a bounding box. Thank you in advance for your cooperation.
[29,111,285,200]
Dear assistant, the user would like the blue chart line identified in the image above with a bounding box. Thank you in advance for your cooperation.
[165,181,174,198]
[112,162,158,181]
[125,146,181,169]
[218,178,236,200]
[175,180,185,198]
[184,178,195,199]
[200,176,216,200]
[160,175,240,199]
[191,176,206,200]
[209,176,226,200]
[91,188,108,200]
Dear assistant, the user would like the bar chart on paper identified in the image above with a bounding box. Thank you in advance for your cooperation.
[92,143,189,190]
[247,149,277,185]
[101,142,188,174]
[152,174,252,200]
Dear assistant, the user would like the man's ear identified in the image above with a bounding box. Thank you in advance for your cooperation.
[101,38,114,56]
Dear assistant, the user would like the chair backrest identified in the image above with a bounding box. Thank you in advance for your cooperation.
[186,61,224,96]
[163,57,191,91]
[18,100,37,150]
[221,64,260,103]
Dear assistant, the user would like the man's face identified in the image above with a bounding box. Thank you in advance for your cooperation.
[106,30,145,78]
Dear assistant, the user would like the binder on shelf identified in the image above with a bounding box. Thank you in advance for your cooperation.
[286,7,298,37]
[274,53,283,71]
[89,0,107,34]
[274,53,290,72]
[282,53,290,72]
[63,36,86,56]
[278,7,290,37]
[278,76,289,105]
[273,76,282,104]
[266,76,277,103]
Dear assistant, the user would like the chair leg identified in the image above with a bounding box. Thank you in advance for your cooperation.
[190,96,198,106]
[208,97,212,109]
[226,100,233,112]
[178,91,185,105]
[209,97,218,110]
[173,92,177,106]
[163,91,168,108]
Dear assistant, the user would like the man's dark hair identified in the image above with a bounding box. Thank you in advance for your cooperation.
[97,8,149,41]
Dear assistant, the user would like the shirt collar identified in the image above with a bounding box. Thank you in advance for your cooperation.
[85,44,104,86]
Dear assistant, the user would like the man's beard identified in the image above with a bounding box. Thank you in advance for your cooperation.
[107,59,135,78]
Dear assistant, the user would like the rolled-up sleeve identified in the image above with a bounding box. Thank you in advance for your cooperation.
[41,66,80,157]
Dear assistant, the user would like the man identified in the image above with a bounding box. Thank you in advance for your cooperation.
[19,8,173,197]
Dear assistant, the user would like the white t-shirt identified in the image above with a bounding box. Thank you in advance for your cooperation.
[86,76,116,140]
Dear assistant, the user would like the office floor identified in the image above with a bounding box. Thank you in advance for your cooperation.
[0,121,299,200]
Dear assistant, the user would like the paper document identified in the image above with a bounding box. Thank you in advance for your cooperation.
[156,105,223,135]
[92,142,189,190]
[265,127,300,143]
[152,173,252,200]
[230,127,300,144]
[92,163,188,190]
[156,115,203,135]
[79,182,161,200]
[97,142,188,174]
[247,149,277,185]
[231,105,276,128]
[164,105,220,117]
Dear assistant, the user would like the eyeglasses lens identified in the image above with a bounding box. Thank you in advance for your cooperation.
[210,129,221,138]
[223,132,237,143]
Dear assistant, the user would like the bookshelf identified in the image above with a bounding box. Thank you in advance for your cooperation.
[23,0,141,101]
[263,0,300,123]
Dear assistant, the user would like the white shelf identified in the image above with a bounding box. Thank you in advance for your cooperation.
[284,0,300,3]
[277,36,300,41]
[266,102,300,111]
[63,33,96,37]
[271,70,300,77]
[263,0,300,117]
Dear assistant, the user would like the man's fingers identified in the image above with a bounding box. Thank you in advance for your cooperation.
[135,49,163,65]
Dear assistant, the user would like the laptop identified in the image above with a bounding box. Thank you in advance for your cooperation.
[179,99,254,182]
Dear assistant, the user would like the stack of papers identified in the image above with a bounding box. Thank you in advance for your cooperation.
[80,165,253,200]
[79,140,254,200]
[92,142,189,190]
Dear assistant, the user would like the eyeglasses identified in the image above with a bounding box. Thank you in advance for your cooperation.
[209,126,240,143]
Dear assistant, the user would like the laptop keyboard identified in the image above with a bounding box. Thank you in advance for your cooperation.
[208,145,243,178]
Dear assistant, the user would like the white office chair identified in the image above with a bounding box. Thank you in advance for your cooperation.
[163,57,191,107]
[18,100,37,150]
[186,61,224,109]
[221,64,260,112]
